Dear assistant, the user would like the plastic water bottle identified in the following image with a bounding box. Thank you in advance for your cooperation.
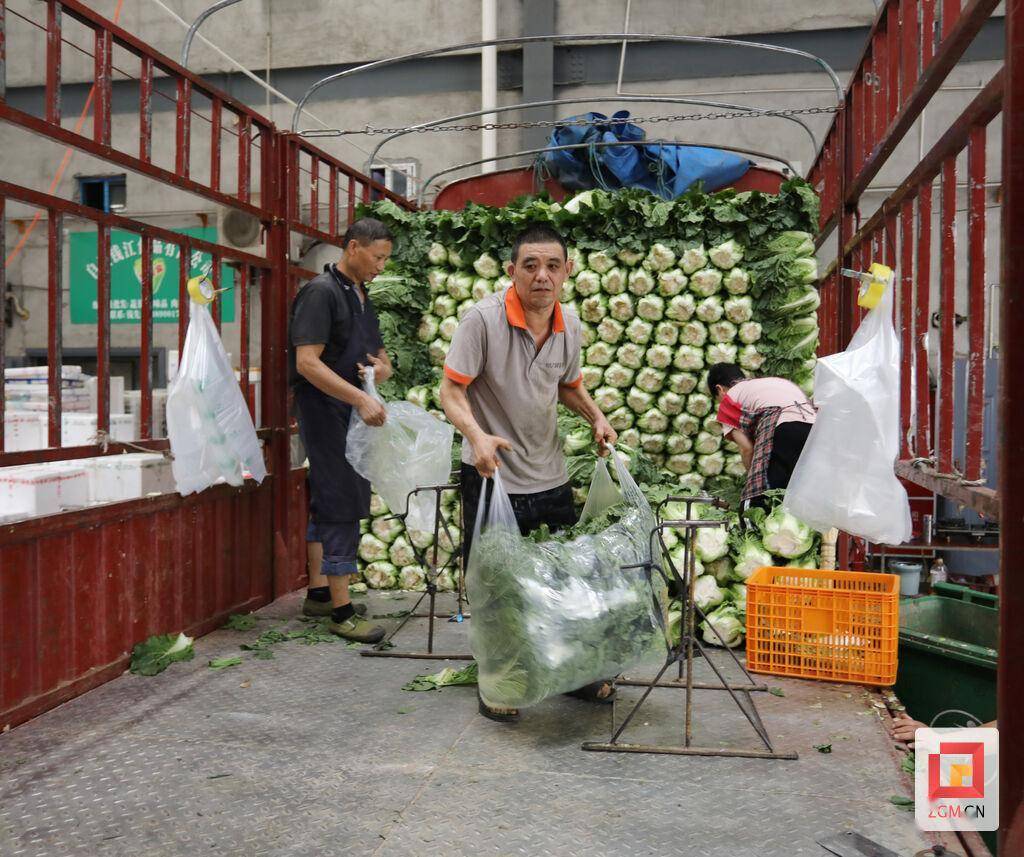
[929,558,948,588]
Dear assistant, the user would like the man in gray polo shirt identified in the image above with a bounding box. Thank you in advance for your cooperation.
[440,223,616,722]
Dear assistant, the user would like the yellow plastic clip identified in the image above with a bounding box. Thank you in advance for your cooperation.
[187,275,217,305]
[841,263,894,309]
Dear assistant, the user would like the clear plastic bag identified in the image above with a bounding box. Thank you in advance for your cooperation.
[783,282,911,545]
[467,450,666,709]
[345,369,454,531]
[166,302,267,495]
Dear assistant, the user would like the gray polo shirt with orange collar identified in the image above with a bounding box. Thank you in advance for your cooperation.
[444,286,583,494]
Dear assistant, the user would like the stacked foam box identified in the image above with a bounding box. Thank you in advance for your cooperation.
[123,389,169,437]
[86,453,175,503]
[0,463,90,518]
[61,413,138,447]
[3,412,48,451]
[4,366,92,415]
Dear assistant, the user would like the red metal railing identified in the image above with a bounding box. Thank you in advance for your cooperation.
[0,1,416,729]
[808,0,1001,239]
[827,70,1002,518]
[813,5,1017,848]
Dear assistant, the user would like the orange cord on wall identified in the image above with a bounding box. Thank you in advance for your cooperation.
[4,0,125,268]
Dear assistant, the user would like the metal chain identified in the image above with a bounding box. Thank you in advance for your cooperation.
[322,105,841,136]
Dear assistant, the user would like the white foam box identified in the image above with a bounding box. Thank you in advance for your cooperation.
[61,413,138,447]
[84,375,126,415]
[233,368,262,427]
[0,462,90,516]
[123,389,169,437]
[3,412,48,452]
[86,453,175,503]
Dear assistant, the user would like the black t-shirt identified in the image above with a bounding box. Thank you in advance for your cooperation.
[288,264,384,390]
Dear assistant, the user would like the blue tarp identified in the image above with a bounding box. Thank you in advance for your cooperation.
[540,111,751,199]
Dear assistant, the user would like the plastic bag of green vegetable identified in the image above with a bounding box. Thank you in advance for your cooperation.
[466,450,665,709]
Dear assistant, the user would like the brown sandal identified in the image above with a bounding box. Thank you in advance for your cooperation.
[564,680,616,704]
[478,693,520,722]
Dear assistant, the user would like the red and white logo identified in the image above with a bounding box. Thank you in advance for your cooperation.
[916,728,998,832]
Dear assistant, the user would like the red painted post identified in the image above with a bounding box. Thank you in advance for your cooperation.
[211,253,222,331]
[964,125,986,480]
[900,0,920,99]
[942,0,961,39]
[328,166,338,237]
[45,0,61,125]
[210,100,222,192]
[887,2,902,125]
[309,154,319,231]
[899,198,914,459]
[140,236,153,439]
[238,265,250,419]
[47,212,62,448]
[0,194,5,452]
[873,30,887,150]
[937,156,956,473]
[96,224,110,437]
[238,114,251,203]
[286,140,299,226]
[175,78,192,179]
[93,28,111,146]
[139,56,153,162]
[346,174,356,224]
[922,0,937,66]
[178,239,190,354]
[999,6,1024,852]
[914,184,932,457]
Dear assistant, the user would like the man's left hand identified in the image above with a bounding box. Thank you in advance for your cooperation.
[593,417,617,456]
[358,353,392,384]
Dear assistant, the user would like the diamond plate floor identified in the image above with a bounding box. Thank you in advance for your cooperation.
[0,590,931,857]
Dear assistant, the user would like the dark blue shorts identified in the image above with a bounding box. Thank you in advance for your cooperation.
[306,519,360,577]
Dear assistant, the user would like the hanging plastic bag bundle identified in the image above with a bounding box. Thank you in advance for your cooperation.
[166,298,267,495]
[783,274,911,545]
[467,450,667,710]
[345,369,455,532]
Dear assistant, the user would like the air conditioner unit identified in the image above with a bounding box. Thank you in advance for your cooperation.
[218,207,262,249]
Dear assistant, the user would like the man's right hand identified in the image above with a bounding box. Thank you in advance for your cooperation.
[473,433,513,478]
[357,394,387,427]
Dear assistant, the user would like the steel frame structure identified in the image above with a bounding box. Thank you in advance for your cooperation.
[0,0,414,730]
[806,2,1019,851]
[1,6,1020,849]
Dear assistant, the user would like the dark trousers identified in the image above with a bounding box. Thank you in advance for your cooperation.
[766,421,813,490]
[460,464,577,564]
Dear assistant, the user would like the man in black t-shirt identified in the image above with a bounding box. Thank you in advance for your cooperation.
[290,218,394,642]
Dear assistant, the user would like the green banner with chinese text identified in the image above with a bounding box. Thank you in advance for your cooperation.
[69,226,236,324]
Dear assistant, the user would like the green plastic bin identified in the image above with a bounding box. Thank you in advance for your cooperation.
[894,586,998,728]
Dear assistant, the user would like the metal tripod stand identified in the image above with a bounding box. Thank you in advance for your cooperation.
[361,482,472,661]
[582,495,798,760]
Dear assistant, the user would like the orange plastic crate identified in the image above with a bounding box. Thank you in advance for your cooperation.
[745,567,900,686]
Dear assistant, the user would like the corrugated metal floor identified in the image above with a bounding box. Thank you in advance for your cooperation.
[0,590,931,857]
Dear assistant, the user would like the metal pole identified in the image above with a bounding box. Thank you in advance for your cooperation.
[291,33,845,132]
[355,95,819,173]
[480,0,497,172]
[999,1,1024,851]
[181,0,245,68]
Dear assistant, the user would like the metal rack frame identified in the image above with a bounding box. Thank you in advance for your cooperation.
[361,483,472,661]
[582,496,797,761]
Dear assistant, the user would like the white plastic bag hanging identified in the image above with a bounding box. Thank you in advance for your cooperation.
[166,302,267,495]
[466,450,666,709]
[345,369,454,531]
[783,280,911,545]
